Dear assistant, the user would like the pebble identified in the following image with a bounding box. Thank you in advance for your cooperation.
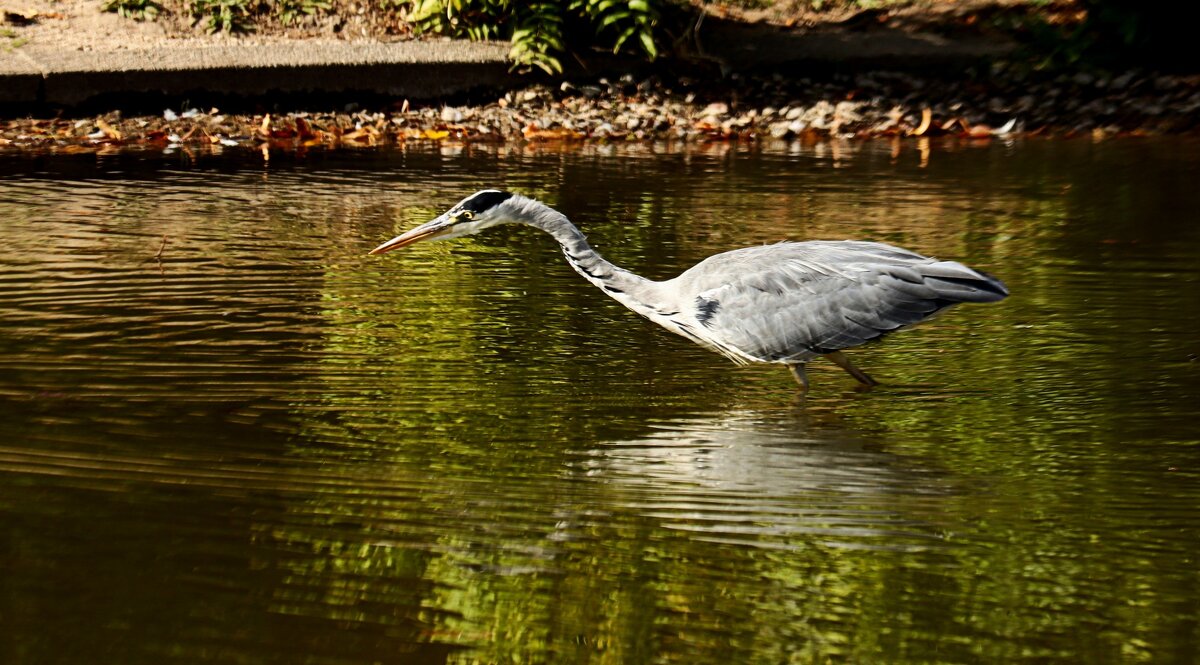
[1,67,1196,152]
[1112,72,1137,89]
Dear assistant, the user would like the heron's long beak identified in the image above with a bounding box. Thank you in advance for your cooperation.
[368,216,452,255]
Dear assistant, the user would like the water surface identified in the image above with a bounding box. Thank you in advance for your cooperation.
[1,139,1198,664]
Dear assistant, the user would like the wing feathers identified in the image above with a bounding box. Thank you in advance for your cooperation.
[668,241,1007,363]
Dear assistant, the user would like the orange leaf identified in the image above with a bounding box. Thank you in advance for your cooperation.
[342,128,377,144]
[941,117,963,132]
[423,129,450,140]
[523,126,584,141]
[96,118,121,140]
[911,107,932,136]
[295,117,316,140]
[967,124,993,138]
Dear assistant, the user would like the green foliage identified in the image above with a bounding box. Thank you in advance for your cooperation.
[407,0,516,45]
[278,0,332,24]
[407,0,666,75]
[509,2,565,73]
[189,0,254,33]
[100,0,162,21]
[576,0,661,60]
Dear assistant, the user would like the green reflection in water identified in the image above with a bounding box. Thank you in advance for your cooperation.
[0,139,1197,664]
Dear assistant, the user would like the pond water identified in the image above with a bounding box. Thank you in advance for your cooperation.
[1,139,1198,664]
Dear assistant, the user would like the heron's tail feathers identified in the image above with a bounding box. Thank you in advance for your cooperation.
[921,261,1009,304]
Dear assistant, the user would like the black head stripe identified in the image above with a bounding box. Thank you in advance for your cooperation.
[459,190,514,214]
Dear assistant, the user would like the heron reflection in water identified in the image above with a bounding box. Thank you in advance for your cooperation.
[370,190,1007,391]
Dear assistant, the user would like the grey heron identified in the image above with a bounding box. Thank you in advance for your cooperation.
[370,190,1008,391]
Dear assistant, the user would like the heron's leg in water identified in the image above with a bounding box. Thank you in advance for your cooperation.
[823,351,879,387]
[788,363,809,392]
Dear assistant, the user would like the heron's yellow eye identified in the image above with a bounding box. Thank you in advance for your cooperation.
[460,210,475,220]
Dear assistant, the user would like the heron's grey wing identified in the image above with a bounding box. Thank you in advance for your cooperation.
[672,241,1007,363]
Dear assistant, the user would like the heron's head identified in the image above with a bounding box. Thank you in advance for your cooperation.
[369,189,519,255]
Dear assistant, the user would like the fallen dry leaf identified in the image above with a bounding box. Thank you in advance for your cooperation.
[524,127,585,141]
[295,117,316,140]
[911,107,932,136]
[95,118,122,140]
[967,124,994,138]
[341,127,378,144]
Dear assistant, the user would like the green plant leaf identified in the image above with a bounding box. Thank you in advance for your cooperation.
[613,24,637,50]
[599,9,630,28]
[638,30,657,58]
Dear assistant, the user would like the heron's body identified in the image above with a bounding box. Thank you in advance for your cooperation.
[370,190,1008,391]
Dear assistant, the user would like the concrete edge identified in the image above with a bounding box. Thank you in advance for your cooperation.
[0,23,1017,111]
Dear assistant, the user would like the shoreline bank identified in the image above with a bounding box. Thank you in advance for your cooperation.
[3,67,1197,154]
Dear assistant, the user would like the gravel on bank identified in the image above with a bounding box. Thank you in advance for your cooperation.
[3,66,1198,154]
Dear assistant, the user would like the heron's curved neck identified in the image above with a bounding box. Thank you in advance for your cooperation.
[514,198,665,311]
